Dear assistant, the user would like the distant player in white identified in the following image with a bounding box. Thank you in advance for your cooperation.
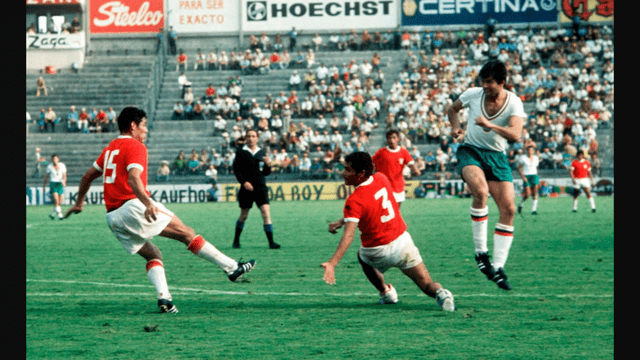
[517,143,540,215]
[448,60,526,290]
[43,154,67,220]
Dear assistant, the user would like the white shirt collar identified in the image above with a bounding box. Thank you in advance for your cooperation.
[356,176,374,188]
[242,144,261,156]
[386,146,400,153]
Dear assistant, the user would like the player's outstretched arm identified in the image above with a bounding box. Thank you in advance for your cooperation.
[65,166,102,218]
[322,221,357,285]
[328,217,345,234]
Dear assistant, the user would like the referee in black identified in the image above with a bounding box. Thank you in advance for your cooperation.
[232,129,280,249]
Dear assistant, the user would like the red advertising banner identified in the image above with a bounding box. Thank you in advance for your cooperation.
[89,0,164,34]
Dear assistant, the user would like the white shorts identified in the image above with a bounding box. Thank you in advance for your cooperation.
[393,191,406,203]
[106,198,175,255]
[573,178,592,190]
[358,231,423,273]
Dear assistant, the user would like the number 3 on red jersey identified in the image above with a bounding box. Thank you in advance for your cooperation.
[374,187,395,223]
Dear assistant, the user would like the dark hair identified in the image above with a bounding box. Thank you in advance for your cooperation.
[385,129,400,138]
[479,60,507,84]
[117,107,147,133]
[345,151,374,178]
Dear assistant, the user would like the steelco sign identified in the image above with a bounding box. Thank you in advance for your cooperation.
[243,0,398,31]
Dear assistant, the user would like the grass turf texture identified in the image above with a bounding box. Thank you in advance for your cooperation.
[27,196,613,359]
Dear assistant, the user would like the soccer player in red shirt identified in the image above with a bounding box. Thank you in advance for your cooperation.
[65,107,255,313]
[321,152,454,311]
[372,129,421,206]
[569,150,596,212]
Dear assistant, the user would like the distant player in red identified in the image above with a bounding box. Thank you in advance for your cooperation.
[65,107,256,314]
[569,150,596,213]
[321,151,454,311]
[372,129,421,206]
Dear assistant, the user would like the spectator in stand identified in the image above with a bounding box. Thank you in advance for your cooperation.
[218,51,229,70]
[289,70,301,90]
[167,26,177,55]
[305,49,316,68]
[36,76,48,97]
[66,106,79,132]
[172,150,187,175]
[156,160,171,182]
[172,101,184,120]
[187,150,202,175]
[44,107,57,132]
[95,108,109,132]
[176,51,187,72]
[207,51,218,70]
[312,33,323,52]
[270,51,282,70]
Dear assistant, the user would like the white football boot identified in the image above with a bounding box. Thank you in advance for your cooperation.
[436,288,455,311]
[379,283,398,304]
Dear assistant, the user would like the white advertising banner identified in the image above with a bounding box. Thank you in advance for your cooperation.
[167,0,240,33]
[26,33,84,49]
[241,0,398,32]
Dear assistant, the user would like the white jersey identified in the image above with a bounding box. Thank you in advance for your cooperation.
[458,87,526,153]
[46,163,67,182]
[519,155,539,176]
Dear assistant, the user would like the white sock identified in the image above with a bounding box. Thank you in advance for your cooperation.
[573,199,578,211]
[531,199,538,212]
[588,196,596,210]
[493,223,514,270]
[146,259,171,300]
[187,235,237,274]
[470,206,489,254]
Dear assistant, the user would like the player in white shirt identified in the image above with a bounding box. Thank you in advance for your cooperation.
[447,60,526,291]
[43,154,67,220]
[517,143,541,215]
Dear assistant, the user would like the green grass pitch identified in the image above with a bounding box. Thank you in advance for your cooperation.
[27,196,613,359]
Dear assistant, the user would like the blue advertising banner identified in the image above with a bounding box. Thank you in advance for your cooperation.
[401,0,558,26]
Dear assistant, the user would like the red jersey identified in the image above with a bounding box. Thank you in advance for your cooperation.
[93,136,149,211]
[372,146,414,194]
[344,172,407,248]
[570,159,591,179]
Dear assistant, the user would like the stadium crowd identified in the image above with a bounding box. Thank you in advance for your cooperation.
[29,22,613,184]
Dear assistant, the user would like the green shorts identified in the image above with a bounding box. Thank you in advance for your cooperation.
[49,182,64,195]
[457,144,513,182]
[524,175,540,187]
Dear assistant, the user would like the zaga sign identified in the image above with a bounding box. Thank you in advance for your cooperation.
[90,0,164,34]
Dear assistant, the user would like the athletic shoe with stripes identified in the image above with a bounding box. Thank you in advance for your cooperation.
[228,259,256,282]
[436,288,455,311]
[475,252,495,280]
[492,268,512,291]
[158,298,178,313]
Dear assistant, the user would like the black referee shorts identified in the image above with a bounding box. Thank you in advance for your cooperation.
[237,185,270,209]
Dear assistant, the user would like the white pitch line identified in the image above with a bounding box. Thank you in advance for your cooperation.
[26,279,613,298]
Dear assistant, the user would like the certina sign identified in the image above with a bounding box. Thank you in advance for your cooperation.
[401,0,558,26]
[243,0,398,31]
[90,0,164,34]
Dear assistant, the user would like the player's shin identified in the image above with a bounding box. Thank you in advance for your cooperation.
[470,206,489,254]
[492,223,514,270]
[146,259,171,300]
[187,235,237,273]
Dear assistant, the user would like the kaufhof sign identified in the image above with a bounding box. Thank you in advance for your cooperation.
[401,0,557,26]
[242,0,398,32]
[90,0,164,34]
